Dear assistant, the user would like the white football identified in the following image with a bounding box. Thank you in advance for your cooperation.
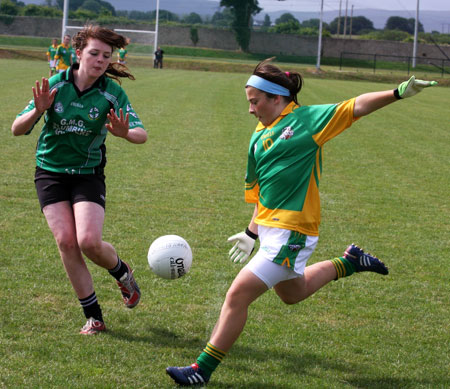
[147,235,192,279]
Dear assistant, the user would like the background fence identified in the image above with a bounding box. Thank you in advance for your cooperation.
[339,52,450,77]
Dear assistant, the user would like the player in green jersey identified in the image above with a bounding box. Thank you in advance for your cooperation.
[166,59,437,385]
[12,26,147,335]
[117,46,128,65]
[46,38,58,77]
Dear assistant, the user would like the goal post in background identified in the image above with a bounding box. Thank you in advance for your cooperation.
[61,0,160,61]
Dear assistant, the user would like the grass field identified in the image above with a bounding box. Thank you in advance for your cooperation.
[0,58,449,388]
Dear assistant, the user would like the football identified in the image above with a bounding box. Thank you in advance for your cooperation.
[147,235,193,279]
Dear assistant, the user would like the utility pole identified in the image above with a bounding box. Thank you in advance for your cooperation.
[337,0,342,37]
[349,4,353,39]
[412,0,419,68]
[343,0,348,38]
[316,0,324,70]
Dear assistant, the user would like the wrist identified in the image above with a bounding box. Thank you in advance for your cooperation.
[393,88,401,100]
[245,227,258,240]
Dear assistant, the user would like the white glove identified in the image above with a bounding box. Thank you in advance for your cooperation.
[395,75,437,99]
[227,228,258,264]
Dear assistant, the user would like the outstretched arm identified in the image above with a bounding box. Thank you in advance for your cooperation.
[353,90,397,117]
[11,78,57,136]
[353,76,437,118]
[106,108,147,144]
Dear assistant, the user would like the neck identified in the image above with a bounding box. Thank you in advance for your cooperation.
[73,67,98,92]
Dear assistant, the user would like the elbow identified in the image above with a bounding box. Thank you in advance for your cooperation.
[11,124,23,137]
[130,128,148,144]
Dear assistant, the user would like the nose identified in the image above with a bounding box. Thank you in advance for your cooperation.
[249,104,255,114]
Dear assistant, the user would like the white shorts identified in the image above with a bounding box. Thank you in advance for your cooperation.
[49,59,56,68]
[244,226,319,289]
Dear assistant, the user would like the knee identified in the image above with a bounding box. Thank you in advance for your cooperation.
[224,287,248,310]
[55,232,78,254]
[78,235,102,258]
[280,295,302,305]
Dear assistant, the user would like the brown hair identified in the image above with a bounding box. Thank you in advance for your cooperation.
[72,25,134,84]
[252,57,303,105]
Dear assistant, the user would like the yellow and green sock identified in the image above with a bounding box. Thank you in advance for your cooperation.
[196,342,226,378]
[331,257,355,279]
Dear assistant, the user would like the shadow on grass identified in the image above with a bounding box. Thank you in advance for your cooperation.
[102,324,204,349]
[100,326,446,388]
[212,344,445,388]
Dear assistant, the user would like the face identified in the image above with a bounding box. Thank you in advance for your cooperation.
[77,38,112,80]
[63,36,71,46]
[245,86,279,126]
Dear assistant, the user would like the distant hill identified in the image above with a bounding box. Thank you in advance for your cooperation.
[259,9,450,33]
[20,0,450,33]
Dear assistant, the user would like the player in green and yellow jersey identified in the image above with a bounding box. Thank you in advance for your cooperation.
[55,34,72,73]
[117,46,128,64]
[12,26,147,336]
[166,59,437,386]
[46,38,58,77]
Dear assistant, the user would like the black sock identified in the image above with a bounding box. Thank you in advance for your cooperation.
[79,292,103,322]
[108,257,128,281]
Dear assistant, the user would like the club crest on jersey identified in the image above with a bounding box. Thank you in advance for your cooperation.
[88,107,100,120]
[54,102,64,113]
[279,126,294,140]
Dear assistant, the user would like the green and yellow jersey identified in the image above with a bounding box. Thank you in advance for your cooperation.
[16,65,144,174]
[46,44,57,60]
[245,99,358,236]
[118,48,128,62]
[55,43,72,71]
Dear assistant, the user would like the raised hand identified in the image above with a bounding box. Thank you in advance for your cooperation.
[106,108,129,138]
[32,77,57,114]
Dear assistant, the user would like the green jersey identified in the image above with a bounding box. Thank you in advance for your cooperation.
[55,43,72,71]
[245,99,357,236]
[46,44,57,60]
[17,65,144,174]
[118,48,127,61]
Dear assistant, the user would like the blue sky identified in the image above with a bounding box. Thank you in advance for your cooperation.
[21,0,450,12]
[255,0,450,12]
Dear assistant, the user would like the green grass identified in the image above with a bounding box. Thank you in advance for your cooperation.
[1,59,449,388]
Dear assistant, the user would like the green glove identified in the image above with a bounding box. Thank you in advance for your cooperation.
[394,75,438,99]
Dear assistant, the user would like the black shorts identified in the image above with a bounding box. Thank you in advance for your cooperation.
[34,167,106,210]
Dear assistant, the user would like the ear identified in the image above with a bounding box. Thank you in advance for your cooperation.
[274,94,283,105]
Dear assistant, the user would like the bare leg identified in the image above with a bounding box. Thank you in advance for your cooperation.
[209,268,268,352]
[73,201,118,269]
[43,201,94,298]
[274,260,337,304]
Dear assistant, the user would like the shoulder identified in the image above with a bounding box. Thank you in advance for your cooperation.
[100,77,129,103]
[48,71,66,88]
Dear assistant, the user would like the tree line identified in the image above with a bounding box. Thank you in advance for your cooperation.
[1,0,449,51]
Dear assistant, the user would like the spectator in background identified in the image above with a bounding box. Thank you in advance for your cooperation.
[154,46,164,69]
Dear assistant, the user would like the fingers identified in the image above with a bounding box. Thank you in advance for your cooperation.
[229,244,249,264]
[229,243,239,259]
[415,80,438,88]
